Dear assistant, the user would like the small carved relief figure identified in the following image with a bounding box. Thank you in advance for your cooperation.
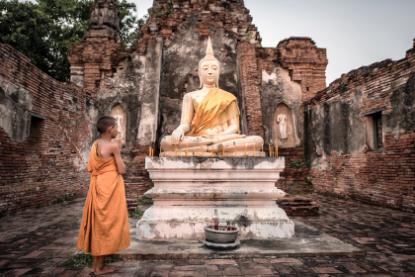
[273,104,299,148]
[276,114,288,140]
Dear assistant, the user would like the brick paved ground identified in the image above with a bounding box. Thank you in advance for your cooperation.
[0,194,414,276]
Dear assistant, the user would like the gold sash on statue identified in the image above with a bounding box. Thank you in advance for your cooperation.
[187,88,238,136]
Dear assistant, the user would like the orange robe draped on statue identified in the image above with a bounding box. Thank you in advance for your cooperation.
[76,141,130,256]
[187,87,240,136]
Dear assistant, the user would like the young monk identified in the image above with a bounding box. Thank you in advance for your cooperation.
[77,116,130,275]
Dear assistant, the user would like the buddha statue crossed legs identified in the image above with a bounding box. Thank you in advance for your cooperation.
[160,38,264,157]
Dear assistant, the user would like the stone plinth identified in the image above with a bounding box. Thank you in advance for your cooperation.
[136,157,295,241]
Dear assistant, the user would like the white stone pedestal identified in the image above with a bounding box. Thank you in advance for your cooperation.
[136,157,295,241]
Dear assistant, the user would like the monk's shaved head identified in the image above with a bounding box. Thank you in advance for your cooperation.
[97,116,116,134]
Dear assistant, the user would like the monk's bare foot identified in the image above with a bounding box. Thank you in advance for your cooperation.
[94,265,117,275]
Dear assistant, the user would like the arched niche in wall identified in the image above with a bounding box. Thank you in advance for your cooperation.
[272,103,299,148]
[110,104,127,145]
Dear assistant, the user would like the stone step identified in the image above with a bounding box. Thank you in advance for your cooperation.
[280,205,320,217]
[125,173,147,177]
[277,195,320,217]
[125,182,150,186]
[124,177,149,183]
[126,198,138,211]
[278,199,314,205]
[125,174,148,180]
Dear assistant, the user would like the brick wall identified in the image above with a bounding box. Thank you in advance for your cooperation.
[305,40,415,210]
[309,133,415,210]
[237,42,263,136]
[277,37,328,101]
[0,43,91,215]
[278,147,311,194]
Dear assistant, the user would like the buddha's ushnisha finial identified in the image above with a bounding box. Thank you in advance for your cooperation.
[204,37,216,60]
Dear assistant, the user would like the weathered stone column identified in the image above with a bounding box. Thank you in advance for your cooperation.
[137,37,163,149]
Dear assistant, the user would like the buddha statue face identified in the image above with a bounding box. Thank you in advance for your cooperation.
[198,37,220,88]
[198,59,220,88]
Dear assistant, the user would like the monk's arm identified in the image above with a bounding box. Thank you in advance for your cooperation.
[111,143,126,175]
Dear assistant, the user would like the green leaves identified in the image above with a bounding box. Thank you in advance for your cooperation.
[118,0,139,47]
[1,0,52,72]
[0,0,139,81]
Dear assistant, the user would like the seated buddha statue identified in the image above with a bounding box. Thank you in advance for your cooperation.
[160,38,264,157]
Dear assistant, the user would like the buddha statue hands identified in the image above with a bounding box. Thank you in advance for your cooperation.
[160,38,264,157]
[171,124,187,145]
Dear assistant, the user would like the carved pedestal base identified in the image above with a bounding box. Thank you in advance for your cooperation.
[136,157,295,241]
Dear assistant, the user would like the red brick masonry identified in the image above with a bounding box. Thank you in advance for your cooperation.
[0,44,90,215]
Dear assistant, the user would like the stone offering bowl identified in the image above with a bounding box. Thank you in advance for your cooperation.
[204,225,239,243]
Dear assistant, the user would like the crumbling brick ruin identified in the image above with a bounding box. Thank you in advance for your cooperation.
[305,42,415,210]
[0,44,92,214]
[0,0,414,214]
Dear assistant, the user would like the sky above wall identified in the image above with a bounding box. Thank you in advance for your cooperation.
[132,0,415,84]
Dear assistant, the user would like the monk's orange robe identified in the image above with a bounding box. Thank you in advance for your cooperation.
[76,141,130,256]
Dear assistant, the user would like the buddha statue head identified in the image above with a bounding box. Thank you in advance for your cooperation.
[198,37,220,88]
